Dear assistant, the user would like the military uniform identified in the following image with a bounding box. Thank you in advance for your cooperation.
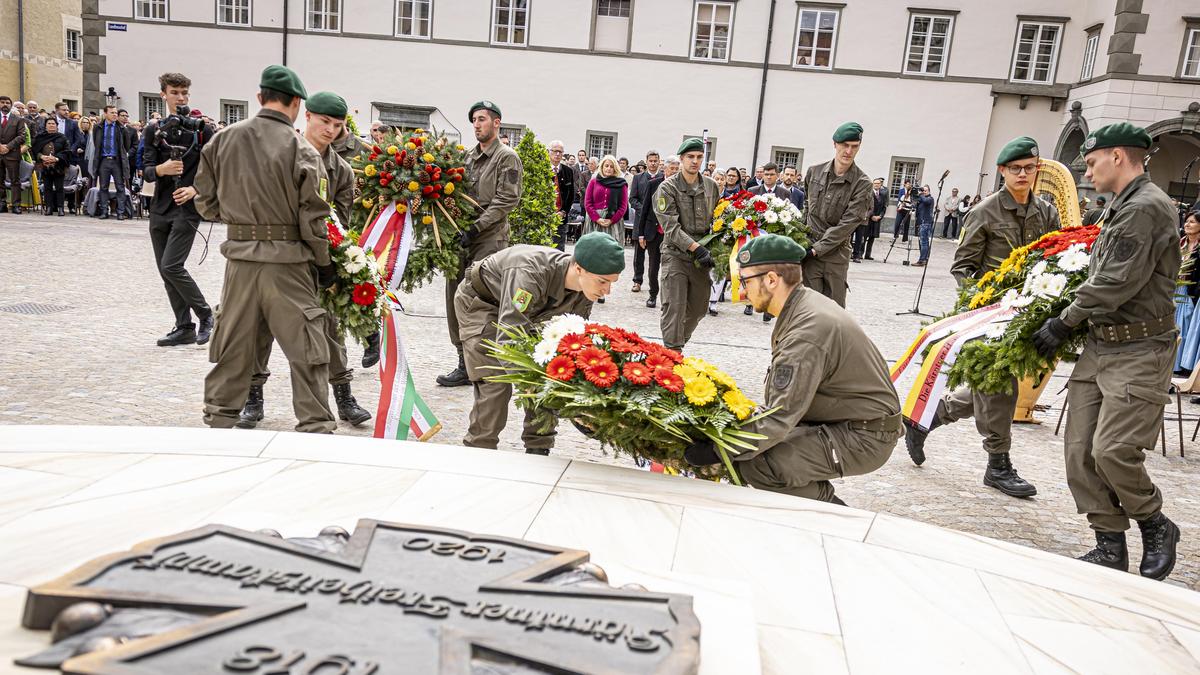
[654,172,721,350]
[442,104,522,384]
[195,66,336,434]
[801,161,872,307]
[455,245,594,451]
[727,237,901,503]
[331,128,367,164]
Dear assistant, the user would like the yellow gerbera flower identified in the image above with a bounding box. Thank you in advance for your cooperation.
[684,376,718,406]
[732,217,747,232]
[673,363,700,382]
[714,200,729,217]
[713,219,724,232]
[722,389,756,420]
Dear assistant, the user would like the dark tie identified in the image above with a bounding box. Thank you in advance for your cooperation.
[1,114,7,128]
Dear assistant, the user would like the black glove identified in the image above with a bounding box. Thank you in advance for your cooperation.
[316,263,338,290]
[804,245,817,260]
[691,246,715,270]
[683,437,720,467]
[459,226,475,248]
[569,418,597,438]
[1032,316,1072,360]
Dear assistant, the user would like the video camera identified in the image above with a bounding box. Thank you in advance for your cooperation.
[154,104,205,160]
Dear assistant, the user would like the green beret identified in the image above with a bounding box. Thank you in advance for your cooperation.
[996,136,1039,165]
[306,91,347,118]
[259,65,307,100]
[1081,122,1152,156]
[832,122,863,143]
[468,100,502,121]
[737,234,806,268]
[573,232,626,275]
[678,137,705,156]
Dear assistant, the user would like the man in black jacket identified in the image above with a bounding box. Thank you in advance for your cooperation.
[629,149,662,291]
[91,105,131,220]
[749,162,790,199]
[117,109,139,189]
[548,139,575,250]
[854,177,889,261]
[636,155,677,308]
[141,72,215,347]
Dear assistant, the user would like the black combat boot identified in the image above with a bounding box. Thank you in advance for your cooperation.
[156,325,196,347]
[1137,512,1180,581]
[196,313,214,346]
[1077,531,1128,572]
[902,406,944,466]
[436,348,470,387]
[525,448,551,456]
[361,331,381,368]
[333,383,372,427]
[237,385,264,429]
[983,452,1037,498]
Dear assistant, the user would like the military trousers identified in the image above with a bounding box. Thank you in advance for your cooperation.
[445,235,507,350]
[1064,337,1172,532]
[737,422,900,502]
[454,286,556,451]
[659,254,711,350]
[940,378,1018,454]
[249,310,353,388]
[801,255,848,307]
[203,260,336,434]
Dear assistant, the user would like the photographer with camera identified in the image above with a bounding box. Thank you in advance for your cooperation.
[142,72,215,347]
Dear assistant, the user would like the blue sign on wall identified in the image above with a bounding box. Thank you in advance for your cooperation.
[107,22,128,32]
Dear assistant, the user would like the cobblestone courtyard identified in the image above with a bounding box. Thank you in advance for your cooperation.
[2,214,1199,590]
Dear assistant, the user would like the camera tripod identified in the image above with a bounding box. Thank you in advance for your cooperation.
[896,171,948,319]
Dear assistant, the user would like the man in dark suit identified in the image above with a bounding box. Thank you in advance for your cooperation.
[636,154,677,308]
[548,139,575,250]
[629,149,662,292]
[118,109,140,189]
[90,105,131,220]
[0,95,29,213]
[852,177,889,261]
[749,162,790,200]
[51,102,82,158]
[782,166,805,210]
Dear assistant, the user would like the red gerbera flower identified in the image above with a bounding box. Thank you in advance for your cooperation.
[622,361,653,386]
[584,359,619,388]
[645,352,672,371]
[609,337,642,353]
[655,369,684,393]
[558,333,589,356]
[576,346,611,369]
[546,355,577,381]
[326,222,344,247]
[753,201,768,213]
[351,283,378,306]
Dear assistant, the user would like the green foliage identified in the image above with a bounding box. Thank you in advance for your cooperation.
[510,131,558,247]
[345,113,360,138]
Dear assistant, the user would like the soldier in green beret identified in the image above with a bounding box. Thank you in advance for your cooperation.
[653,137,720,350]
[801,122,874,308]
[438,100,524,387]
[195,65,341,434]
[238,90,372,431]
[904,135,1058,498]
[454,233,625,454]
[684,234,901,505]
[1032,122,1181,580]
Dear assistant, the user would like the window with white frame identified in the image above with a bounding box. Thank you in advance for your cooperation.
[587,132,616,160]
[1011,21,1062,83]
[65,29,82,62]
[307,0,340,33]
[771,147,802,172]
[691,2,734,62]
[217,0,251,26]
[889,159,922,199]
[221,101,248,125]
[492,0,528,46]
[1183,28,1200,79]
[135,0,167,21]
[395,0,431,38]
[140,95,165,123]
[1080,28,1100,80]
[499,125,525,146]
[905,13,953,76]
[597,0,630,17]
[794,7,838,69]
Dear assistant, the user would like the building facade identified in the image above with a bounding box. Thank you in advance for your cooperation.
[0,0,84,109]
[85,0,1200,203]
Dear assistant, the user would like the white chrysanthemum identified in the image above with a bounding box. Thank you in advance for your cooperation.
[1000,289,1020,310]
[343,246,368,274]
[1030,273,1068,299]
[1056,248,1090,272]
[985,322,1007,340]
[532,339,558,365]
[1012,293,1035,309]
[752,195,768,203]
[763,211,779,224]
[543,313,587,338]
[1029,260,1048,277]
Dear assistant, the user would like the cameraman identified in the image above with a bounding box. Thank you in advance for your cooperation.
[142,72,215,347]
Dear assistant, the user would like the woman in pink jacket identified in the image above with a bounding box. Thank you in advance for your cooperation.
[584,155,628,244]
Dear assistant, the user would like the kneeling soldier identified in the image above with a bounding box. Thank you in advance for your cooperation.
[685,234,902,504]
[456,233,625,454]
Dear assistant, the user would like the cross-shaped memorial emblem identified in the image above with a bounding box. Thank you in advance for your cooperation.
[18,520,701,673]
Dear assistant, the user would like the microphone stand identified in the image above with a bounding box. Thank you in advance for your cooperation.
[896,172,946,318]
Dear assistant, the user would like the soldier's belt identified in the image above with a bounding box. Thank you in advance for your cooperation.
[468,264,498,305]
[226,223,302,241]
[1089,315,1175,344]
[847,413,903,434]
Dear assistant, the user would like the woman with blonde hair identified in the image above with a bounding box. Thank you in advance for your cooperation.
[584,155,629,243]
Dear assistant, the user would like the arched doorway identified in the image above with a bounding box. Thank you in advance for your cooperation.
[1146,102,1200,211]
[1054,101,1091,187]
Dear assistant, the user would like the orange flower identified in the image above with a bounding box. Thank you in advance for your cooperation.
[655,368,684,393]
[558,333,588,356]
[622,361,653,386]
[584,359,619,388]
[575,346,610,370]
[546,355,576,381]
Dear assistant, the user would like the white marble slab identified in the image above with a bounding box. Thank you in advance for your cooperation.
[1007,615,1200,674]
[376,470,553,538]
[197,460,425,537]
[0,467,93,529]
[758,626,848,675]
[0,456,290,586]
[981,571,1171,635]
[672,507,839,634]
[0,583,44,673]
[261,431,569,485]
[0,425,276,457]
[524,488,683,571]
[0,452,148,478]
[1166,623,1200,663]
[824,535,1032,674]
[557,460,875,542]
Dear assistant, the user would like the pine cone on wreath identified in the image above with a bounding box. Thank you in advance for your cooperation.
[418,173,431,184]
[402,155,416,169]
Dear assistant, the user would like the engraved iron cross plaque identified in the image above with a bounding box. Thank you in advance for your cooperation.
[19,520,701,674]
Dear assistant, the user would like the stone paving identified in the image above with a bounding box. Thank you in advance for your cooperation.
[1,213,1198,590]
